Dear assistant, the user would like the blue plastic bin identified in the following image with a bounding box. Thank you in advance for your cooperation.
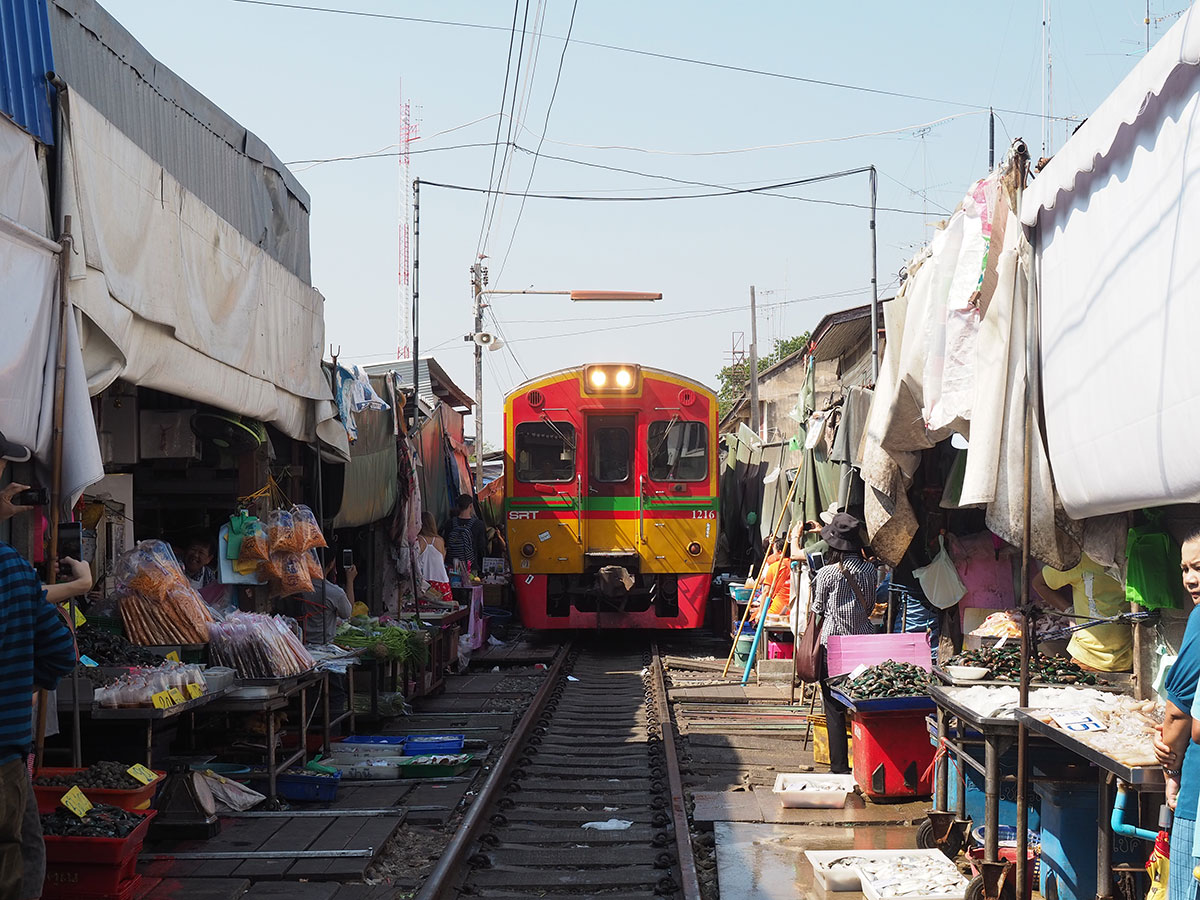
[948,753,1043,835]
[341,735,408,746]
[404,735,465,755]
[1035,782,1142,900]
[250,769,340,802]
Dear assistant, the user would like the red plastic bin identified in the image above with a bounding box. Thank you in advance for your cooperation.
[850,710,935,801]
[43,852,137,899]
[42,810,156,865]
[33,768,164,814]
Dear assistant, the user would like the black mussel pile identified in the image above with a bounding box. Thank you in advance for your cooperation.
[844,661,933,699]
[41,803,143,838]
[947,646,1098,685]
[35,761,146,790]
[76,626,164,667]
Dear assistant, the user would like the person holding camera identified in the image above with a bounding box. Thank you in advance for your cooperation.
[0,431,82,900]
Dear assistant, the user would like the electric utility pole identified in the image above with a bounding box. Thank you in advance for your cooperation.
[471,261,486,490]
[749,284,760,436]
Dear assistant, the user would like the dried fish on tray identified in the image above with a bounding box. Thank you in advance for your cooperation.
[806,850,968,897]
[1019,694,1162,769]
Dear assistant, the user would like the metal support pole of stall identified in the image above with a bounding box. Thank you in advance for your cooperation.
[1014,142,1033,900]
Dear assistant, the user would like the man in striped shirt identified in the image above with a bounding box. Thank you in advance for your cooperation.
[0,439,77,898]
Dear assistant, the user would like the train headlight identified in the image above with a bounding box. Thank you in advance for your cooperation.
[687,541,702,557]
[521,542,537,558]
[583,364,640,394]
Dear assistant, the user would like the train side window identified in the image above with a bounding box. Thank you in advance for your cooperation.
[591,426,631,483]
[648,420,708,482]
[515,421,576,483]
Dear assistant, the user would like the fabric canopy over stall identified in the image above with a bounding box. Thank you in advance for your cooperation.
[1022,6,1200,518]
[59,93,348,460]
[0,114,103,507]
[332,371,398,529]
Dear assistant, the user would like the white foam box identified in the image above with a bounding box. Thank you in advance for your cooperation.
[327,756,406,780]
[805,850,958,893]
[772,773,856,808]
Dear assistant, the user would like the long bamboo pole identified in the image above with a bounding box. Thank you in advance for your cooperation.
[722,463,801,677]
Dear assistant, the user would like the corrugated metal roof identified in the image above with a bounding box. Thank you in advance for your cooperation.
[0,0,55,144]
[364,357,474,413]
[47,0,311,282]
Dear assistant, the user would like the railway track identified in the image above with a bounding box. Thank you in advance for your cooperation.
[417,638,700,900]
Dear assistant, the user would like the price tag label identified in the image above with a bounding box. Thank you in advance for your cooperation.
[1050,711,1107,733]
[165,651,180,663]
[168,688,187,706]
[126,764,157,785]
[186,683,204,700]
[993,635,1008,650]
[61,786,93,818]
[73,607,87,629]
[151,691,174,709]
[79,655,98,668]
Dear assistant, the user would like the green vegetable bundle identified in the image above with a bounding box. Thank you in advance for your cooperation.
[334,623,430,665]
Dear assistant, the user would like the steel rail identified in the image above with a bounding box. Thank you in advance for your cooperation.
[415,641,571,900]
[650,642,703,900]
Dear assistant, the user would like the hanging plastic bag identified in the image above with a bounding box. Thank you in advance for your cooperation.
[291,505,328,551]
[913,535,967,610]
[1126,522,1185,610]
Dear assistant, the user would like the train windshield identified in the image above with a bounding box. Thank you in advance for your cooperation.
[648,420,708,482]
[515,421,576,482]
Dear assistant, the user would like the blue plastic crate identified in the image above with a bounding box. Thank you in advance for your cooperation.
[341,735,408,747]
[250,769,340,802]
[404,735,465,756]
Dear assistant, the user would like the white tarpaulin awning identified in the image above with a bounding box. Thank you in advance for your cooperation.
[0,115,104,509]
[60,93,348,460]
[1022,6,1200,518]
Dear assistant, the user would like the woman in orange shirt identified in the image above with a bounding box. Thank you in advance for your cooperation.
[748,541,791,623]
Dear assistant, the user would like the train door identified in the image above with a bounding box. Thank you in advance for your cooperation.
[583,414,638,554]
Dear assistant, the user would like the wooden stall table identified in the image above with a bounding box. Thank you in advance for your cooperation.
[198,670,321,799]
[408,606,468,698]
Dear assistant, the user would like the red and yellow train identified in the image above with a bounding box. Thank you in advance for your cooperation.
[503,363,718,629]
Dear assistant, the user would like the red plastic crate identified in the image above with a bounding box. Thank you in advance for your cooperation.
[43,851,136,898]
[43,810,155,865]
[33,768,164,814]
[850,710,935,801]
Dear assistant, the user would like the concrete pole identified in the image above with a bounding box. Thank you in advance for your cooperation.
[748,285,760,437]
[472,263,485,490]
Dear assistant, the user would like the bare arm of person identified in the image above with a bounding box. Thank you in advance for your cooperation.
[43,558,94,605]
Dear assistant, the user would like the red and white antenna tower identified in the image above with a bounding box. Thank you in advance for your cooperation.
[397,85,419,360]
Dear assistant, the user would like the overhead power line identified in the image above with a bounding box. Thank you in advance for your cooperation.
[231,0,1083,122]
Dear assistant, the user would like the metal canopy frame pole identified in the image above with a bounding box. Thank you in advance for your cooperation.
[1014,141,1033,900]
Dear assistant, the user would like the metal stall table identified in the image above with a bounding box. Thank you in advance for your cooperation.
[1016,710,1164,900]
[200,671,322,799]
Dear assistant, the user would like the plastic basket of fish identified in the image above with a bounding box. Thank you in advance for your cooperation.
[772,773,857,808]
[404,734,465,756]
[327,756,406,780]
[330,738,408,757]
[857,854,970,900]
[396,754,473,778]
[805,850,965,893]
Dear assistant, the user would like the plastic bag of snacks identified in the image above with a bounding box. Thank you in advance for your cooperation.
[115,540,186,601]
[238,520,270,563]
[304,550,325,582]
[278,552,313,596]
[267,509,304,554]
[291,505,327,550]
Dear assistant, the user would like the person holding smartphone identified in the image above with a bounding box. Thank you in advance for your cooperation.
[288,555,355,645]
[0,431,79,900]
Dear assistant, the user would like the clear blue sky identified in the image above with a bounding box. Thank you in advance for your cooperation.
[101,0,1166,441]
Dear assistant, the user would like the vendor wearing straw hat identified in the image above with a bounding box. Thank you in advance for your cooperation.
[810,512,877,775]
